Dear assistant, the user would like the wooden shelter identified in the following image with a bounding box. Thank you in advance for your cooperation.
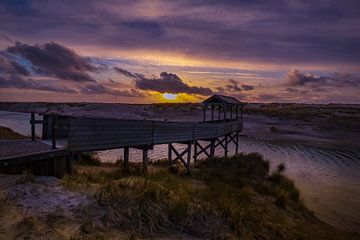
[202,94,244,122]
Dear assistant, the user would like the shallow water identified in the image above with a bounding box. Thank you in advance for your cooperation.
[0,111,359,232]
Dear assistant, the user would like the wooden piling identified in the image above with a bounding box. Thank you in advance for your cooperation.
[51,115,57,149]
[210,139,215,159]
[224,135,228,159]
[168,143,172,164]
[31,113,35,141]
[142,147,148,173]
[123,147,129,170]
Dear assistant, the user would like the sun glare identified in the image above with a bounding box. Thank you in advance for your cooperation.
[163,93,177,100]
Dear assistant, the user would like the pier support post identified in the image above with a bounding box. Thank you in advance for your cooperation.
[225,135,228,159]
[193,141,198,163]
[142,147,148,173]
[168,143,172,164]
[210,139,216,159]
[123,147,129,171]
[235,131,239,155]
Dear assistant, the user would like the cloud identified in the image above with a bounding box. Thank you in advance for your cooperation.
[287,69,360,88]
[225,79,255,92]
[114,67,144,79]
[241,84,255,91]
[0,75,77,94]
[116,68,212,95]
[226,79,241,91]
[0,53,29,76]
[80,83,143,97]
[6,42,97,82]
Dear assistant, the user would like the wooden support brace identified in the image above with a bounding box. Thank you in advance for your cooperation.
[168,143,192,172]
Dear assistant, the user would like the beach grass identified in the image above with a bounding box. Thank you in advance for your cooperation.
[61,152,359,239]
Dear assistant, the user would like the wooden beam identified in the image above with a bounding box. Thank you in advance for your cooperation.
[123,147,129,170]
[203,104,206,122]
[168,143,172,164]
[218,105,221,120]
[186,142,191,172]
[224,135,228,159]
[211,105,214,121]
[235,131,239,155]
[210,139,215,159]
[142,147,148,173]
[193,141,198,162]
[51,115,57,149]
[31,112,35,141]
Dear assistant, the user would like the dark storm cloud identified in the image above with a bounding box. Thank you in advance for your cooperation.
[1,0,360,66]
[116,67,212,95]
[0,75,77,93]
[287,70,360,88]
[6,42,97,82]
[136,72,212,96]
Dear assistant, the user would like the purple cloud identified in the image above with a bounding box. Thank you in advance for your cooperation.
[6,42,97,82]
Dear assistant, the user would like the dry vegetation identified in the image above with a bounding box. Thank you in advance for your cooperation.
[0,153,359,239]
[58,153,359,240]
[245,103,360,131]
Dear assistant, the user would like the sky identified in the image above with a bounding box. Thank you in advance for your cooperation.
[0,0,359,104]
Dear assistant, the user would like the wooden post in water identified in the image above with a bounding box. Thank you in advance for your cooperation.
[123,147,129,170]
[31,112,35,141]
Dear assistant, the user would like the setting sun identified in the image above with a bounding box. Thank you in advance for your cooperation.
[163,93,177,100]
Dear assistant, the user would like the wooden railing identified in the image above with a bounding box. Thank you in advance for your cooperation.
[67,118,243,152]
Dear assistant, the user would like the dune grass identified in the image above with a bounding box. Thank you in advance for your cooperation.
[61,152,359,239]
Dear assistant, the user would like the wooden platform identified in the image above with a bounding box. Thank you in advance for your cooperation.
[0,140,69,177]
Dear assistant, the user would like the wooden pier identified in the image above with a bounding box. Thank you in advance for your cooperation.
[0,95,244,177]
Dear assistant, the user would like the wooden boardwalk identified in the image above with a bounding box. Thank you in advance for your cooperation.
[0,94,245,176]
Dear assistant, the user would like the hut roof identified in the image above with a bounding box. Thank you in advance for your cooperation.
[202,94,242,105]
